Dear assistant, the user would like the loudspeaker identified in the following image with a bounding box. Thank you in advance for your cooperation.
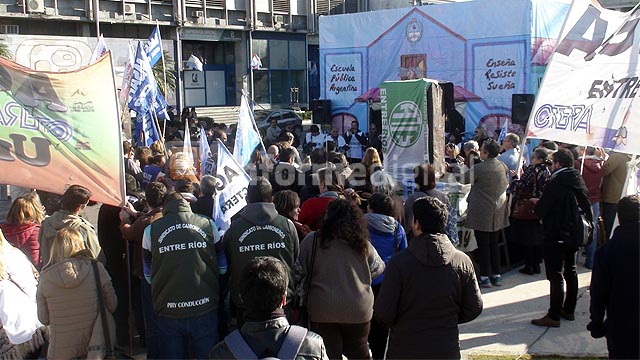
[440,82,455,111]
[512,94,535,125]
[311,99,331,124]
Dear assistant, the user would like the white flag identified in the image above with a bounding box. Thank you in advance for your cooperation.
[233,96,263,167]
[89,35,108,64]
[199,126,214,177]
[526,1,640,155]
[183,120,194,167]
[214,139,251,234]
[118,41,135,108]
[186,54,203,71]
[251,53,262,69]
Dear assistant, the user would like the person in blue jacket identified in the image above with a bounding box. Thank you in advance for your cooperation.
[365,192,407,359]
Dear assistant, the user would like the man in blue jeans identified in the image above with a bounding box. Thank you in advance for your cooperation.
[143,192,227,358]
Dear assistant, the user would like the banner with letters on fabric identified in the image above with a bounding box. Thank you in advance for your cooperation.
[526,1,640,155]
[213,139,250,233]
[380,79,430,181]
[0,54,125,206]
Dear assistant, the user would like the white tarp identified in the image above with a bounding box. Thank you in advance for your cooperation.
[526,0,640,155]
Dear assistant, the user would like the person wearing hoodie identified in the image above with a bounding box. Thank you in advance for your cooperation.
[1,191,46,268]
[374,196,482,359]
[574,146,605,269]
[38,184,104,266]
[365,192,407,359]
[223,177,300,326]
[37,227,117,359]
[532,148,592,328]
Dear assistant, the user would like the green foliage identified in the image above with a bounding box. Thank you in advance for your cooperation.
[153,50,176,97]
[0,43,13,60]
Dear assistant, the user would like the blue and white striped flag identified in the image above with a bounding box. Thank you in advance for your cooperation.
[145,25,163,66]
[128,41,164,146]
[233,96,262,167]
[498,118,509,144]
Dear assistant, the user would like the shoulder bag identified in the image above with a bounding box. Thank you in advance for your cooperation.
[512,169,539,220]
[87,262,130,360]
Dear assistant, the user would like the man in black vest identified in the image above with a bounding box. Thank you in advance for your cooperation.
[144,192,228,359]
[344,120,368,164]
[223,177,300,326]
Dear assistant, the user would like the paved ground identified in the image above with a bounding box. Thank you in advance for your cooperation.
[460,264,607,359]
[0,196,608,359]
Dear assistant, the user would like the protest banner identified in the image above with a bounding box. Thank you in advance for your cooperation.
[0,53,125,206]
[527,1,640,155]
[213,139,250,233]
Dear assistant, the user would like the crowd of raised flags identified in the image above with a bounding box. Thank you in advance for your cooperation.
[88,24,263,230]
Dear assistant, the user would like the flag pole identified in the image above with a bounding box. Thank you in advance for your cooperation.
[157,21,169,141]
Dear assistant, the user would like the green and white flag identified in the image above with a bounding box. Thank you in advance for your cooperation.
[380,79,430,181]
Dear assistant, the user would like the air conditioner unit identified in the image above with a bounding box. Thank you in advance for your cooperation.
[213,18,227,26]
[27,0,45,13]
[124,3,135,15]
[273,15,285,24]
[192,10,204,18]
[3,25,19,34]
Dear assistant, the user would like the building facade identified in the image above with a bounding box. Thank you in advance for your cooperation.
[0,0,332,111]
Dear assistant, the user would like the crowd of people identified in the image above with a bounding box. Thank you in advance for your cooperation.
[0,116,638,360]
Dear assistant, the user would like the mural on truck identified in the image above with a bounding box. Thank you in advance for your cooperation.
[319,0,571,137]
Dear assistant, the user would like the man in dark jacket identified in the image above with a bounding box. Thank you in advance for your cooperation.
[533,148,592,328]
[143,192,227,359]
[374,196,482,359]
[210,256,327,359]
[223,177,300,325]
[588,195,639,359]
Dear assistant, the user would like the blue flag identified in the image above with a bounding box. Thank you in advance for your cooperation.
[498,119,509,144]
[145,25,163,66]
[128,41,164,146]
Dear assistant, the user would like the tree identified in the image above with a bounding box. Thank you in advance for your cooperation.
[0,43,13,60]
[153,50,176,97]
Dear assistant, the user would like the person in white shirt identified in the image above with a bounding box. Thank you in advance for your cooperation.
[326,128,347,153]
[344,121,367,163]
[304,125,326,155]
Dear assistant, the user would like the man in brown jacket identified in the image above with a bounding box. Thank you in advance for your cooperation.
[119,181,167,359]
[374,196,482,359]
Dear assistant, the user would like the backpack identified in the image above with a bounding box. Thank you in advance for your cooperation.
[566,192,593,248]
[224,325,308,360]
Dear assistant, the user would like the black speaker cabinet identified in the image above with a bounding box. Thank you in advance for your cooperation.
[311,99,332,124]
[512,94,535,125]
[440,82,455,111]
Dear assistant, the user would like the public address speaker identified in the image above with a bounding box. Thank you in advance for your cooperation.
[512,94,535,125]
[311,100,332,124]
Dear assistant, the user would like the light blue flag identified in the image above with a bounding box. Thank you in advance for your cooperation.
[498,118,509,144]
[145,25,162,66]
[233,96,262,167]
[128,41,163,146]
[214,139,250,233]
